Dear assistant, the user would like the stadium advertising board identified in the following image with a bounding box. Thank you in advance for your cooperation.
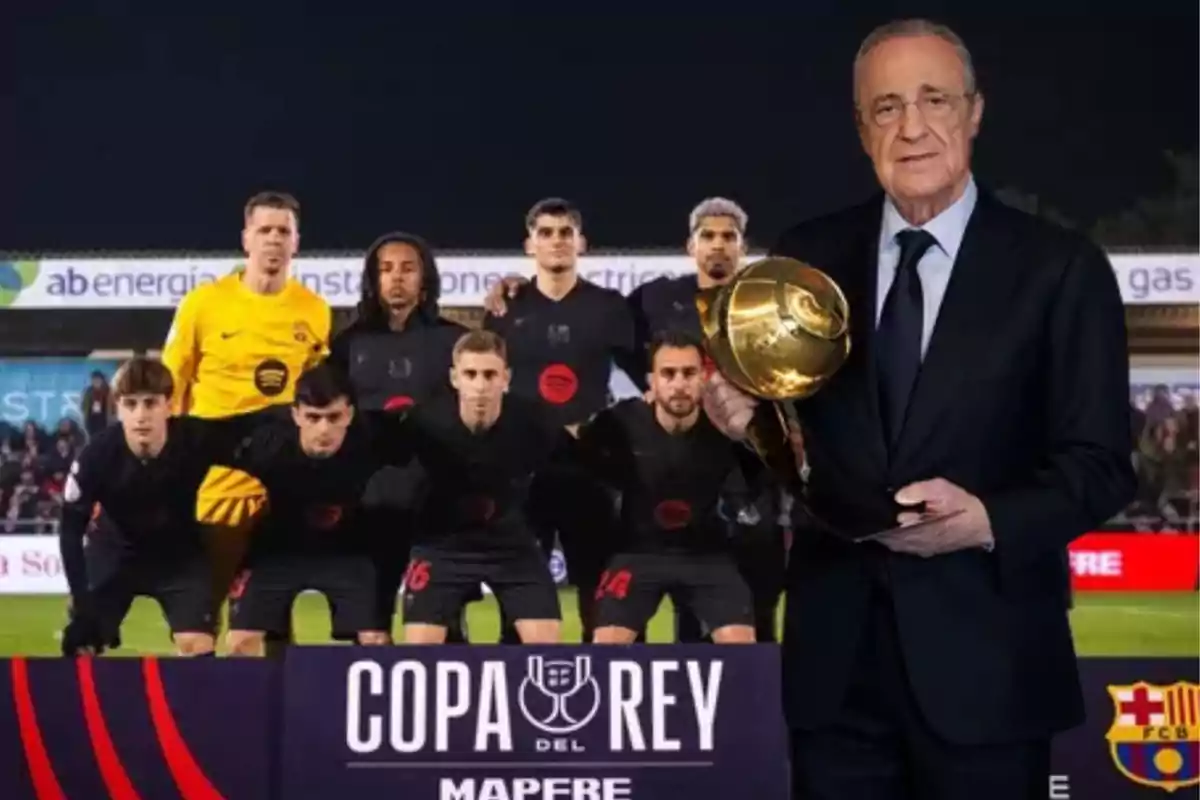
[1069,534,1200,591]
[5,535,1195,595]
[0,537,66,594]
[1,252,1197,309]
[0,537,562,596]
[280,645,789,799]
[0,359,119,428]
[0,654,1194,799]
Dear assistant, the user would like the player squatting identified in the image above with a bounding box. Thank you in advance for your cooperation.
[59,331,766,652]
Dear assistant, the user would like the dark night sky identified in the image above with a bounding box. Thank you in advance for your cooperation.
[6,6,1198,254]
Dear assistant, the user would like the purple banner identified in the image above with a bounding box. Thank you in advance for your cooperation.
[0,656,277,799]
[0,653,1195,799]
[279,644,789,799]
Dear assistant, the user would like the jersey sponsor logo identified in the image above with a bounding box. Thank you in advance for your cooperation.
[1105,680,1200,793]
[546,324,571,346]
[254,359,290,397]
[654,499,692,530]
[306,504,345,530]
[538,364,578,405]
[384,395,415,412]
[464,495,496,523]
[388,358,413,379]
[220,331,240,340]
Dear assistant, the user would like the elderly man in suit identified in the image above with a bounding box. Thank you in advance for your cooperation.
[704,18,1135,800]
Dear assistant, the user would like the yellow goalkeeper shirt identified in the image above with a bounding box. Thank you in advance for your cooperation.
[161,272,331,514]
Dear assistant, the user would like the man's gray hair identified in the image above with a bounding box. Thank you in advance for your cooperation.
[854,19,977,97]
[689,197,748,235]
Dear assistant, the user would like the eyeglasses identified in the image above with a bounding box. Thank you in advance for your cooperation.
[861,91,974,128]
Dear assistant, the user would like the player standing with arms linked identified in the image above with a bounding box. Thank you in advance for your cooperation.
[576,331,759,644]
[397,331,569,645]
[59,358,259,657]
[485,198,790,644]
[483,198,639,642]
[328,231,471,644]
[161,191,331,649]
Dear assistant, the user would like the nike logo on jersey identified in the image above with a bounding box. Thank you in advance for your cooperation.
[220,331,240,339]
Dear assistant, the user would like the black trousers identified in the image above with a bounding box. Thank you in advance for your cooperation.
[789,585,1050,799]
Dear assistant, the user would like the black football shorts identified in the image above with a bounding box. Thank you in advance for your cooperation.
[402,544,560,628]
[593,551,754,633]
[88,548,216,641]
[228,550,376,637]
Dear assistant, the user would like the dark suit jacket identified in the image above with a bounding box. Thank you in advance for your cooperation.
[771,189,1136,745]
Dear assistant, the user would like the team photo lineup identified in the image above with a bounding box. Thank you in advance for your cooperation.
[14,14,1198,798]
[58,191,786,657]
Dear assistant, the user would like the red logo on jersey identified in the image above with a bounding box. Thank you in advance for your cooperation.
[384,395,415,412]
[306,504,344,530]
[465,495,496,523]
[654,499,693,530]
[539,363,578,404]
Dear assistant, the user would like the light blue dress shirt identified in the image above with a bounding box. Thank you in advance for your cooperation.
[875,177,978,358]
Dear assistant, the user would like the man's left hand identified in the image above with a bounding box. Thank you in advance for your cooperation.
[874,478,994,558]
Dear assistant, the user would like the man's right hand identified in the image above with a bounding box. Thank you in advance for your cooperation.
[483,275,530,317]
[61,598,106,657]
[702,372,758,441]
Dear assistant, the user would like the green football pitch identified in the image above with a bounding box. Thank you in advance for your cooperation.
[0,590,1195,657]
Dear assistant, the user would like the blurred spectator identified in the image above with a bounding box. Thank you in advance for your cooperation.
[54,418,86,449]
[1181,392,1199,450]
[1144,384,1177,428]
[18,421,43,456]
[39,436,75,477]
[4,468,41,533]
[80,371,114,438]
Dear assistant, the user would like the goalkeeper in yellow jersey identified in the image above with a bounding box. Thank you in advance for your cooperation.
[161,190,331,645]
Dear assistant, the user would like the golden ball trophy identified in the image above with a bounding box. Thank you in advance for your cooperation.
[696,256,851,527]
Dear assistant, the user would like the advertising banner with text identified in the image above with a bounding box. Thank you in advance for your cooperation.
[0,654,1194,799]
[3,534,1198,595]
[281,645,789,799]
[0,359,119,428]
[1,252,1196,309]
[1068,533,1200,591]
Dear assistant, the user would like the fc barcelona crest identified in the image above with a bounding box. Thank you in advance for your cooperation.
[1106,680,1200,793]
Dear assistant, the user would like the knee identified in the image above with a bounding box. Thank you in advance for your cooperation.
[515,620,561,644]
[403,624,447,645]
[226,630,266,656]
[711,625,756,644]
[592,626,637,644]
[174,633,215,656]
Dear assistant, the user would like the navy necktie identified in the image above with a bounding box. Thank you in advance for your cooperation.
[876,228,936,450]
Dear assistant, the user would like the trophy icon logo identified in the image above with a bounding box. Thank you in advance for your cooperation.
[518,655,602,736]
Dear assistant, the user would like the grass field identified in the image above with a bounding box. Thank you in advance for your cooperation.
[0,590,1196,657]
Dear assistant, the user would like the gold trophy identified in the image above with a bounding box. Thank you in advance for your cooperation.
[696,256,851,495]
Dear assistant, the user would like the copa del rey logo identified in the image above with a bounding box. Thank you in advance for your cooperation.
[344,653,723,755]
